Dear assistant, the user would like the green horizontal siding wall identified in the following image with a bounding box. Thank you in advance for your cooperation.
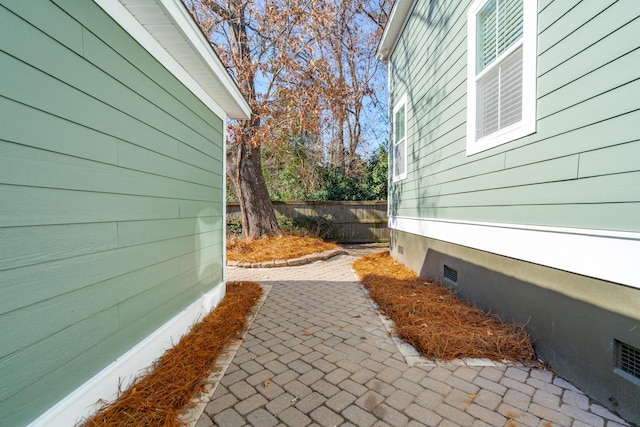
[389,0,640,233]
[0,1,225,425]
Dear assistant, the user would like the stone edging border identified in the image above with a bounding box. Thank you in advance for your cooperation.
[351,268,526,369]
[226,248,348,268]
[179,284,273,427]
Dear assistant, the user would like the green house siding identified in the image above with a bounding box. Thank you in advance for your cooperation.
[389,0,640,233]
[0,1,226,425]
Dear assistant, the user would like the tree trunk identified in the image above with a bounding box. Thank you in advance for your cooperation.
[227,142,281,239]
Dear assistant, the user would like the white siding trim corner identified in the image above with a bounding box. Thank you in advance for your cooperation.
[28,283,226,427]
[389,216,640,289]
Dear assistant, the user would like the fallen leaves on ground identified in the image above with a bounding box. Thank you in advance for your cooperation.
[227,235,339,263]
[80,281,262,427]
[352,251,535,363]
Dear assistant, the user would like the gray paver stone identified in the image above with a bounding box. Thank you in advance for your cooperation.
[284,380,313,399]
[435,403,475,426]
[355,390,384,411]
[502,377,536,396]
[222,369,249,386]
[205,391,238,414]
[473,389,502,411]
[529,368,554,383]
[560,404,605,427]
[235,393,268,415]
[290,360,314,374]
[479,366,506,382]
[420,377,453,396]
[295,392,325,414]
[298,369,324,386]
[553,377,581,393]
[229,380,257,400]
[342,405,377,427]
[302,351,324,363]
[532,389,561,409]
[278,406,312,427]
[504,389,532,411]
[528,403,572,426]
[446,388,475,411]
[258,381,285,399]
[447,375,480,395]
[325,367,350,385]
[405,403,443,425]
[247,370,272,386]
[265,360,289,375]
[467,403,508,426]
[311,379,340,398]
[265,393,296,415]
[562,390,590,410]
[373,403,410,427]
[312,358,338,373]
[272,369,298,387]
[376,366,403,383]
[366,378,397,397]
[326,390,357,413]
[429,366,454,382]
[392,377,423,396]
[505,367,530,382]
[213,408,245,427]
[590,404,629,424]
[414,388,444,410]
[339,379,368,396]
[497,403,540,427]
[194,414,214,427]
[473,376,508,396]
[247,408,279,427]
[386,389,415,410]
[528,377,563,395]
[351,367,376,384]
[310,406,344,427]
[454,366,480,383]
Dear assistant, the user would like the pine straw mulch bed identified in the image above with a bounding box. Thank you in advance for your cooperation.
[352,251,536,363]
[80,281,262,427]
[227,235,340,263]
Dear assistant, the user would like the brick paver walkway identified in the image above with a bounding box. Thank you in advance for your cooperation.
[193,248,630,427]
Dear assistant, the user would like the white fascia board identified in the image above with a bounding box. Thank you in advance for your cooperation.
[95,0,251,120]
[377,0,417,61]
[389,216,640,290]
[28,283,226,427]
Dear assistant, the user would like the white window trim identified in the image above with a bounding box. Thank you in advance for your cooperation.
[466,0,538,156]
[392,94,408,181]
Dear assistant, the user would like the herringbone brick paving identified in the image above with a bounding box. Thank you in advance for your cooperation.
[194,247,630,427]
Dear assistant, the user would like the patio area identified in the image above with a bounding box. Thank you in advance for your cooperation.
[190,247,630,427]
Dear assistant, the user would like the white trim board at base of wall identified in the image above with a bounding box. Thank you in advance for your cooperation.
[28,283,227,427]
[389,216,640,290]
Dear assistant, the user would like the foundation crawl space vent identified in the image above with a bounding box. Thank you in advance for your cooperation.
[616,340,640,380]
[443,265,458,284]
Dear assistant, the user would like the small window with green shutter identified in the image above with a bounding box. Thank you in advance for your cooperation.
[466,0,537,155]
[393,95,407,181]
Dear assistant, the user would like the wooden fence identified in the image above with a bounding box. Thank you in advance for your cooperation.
[227,201,388,242]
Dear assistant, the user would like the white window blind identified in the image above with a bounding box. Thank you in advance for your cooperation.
[467,0,535,155]
[476,0,523,139]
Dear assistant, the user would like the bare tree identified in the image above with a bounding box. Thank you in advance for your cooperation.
[185,0,391,237]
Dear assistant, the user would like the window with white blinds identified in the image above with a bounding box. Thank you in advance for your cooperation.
[393,95,407,181]
[466,0,537,155]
